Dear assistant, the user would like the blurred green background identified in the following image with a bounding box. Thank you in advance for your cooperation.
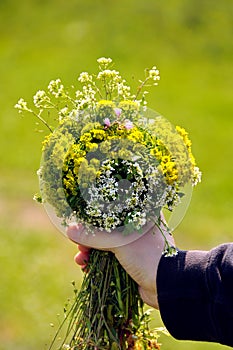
[0,0,232,349]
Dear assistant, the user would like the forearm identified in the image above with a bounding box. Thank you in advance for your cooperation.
[157,243,233,347]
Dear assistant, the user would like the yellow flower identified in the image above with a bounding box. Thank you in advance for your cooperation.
[90,128,106,141]
[81,122,102,134]
[97,100,115,108]
[86,142,98,152]
[73,157,86,174]
[176,125,192,149]
[126,127,145,143]
[73,144,86,158]
[162,161,178,184]
[63,169,78,195]
[176,125,200,181]
[42,133,53,151]
[119,100,139,111]
[80,132,92,143]
[114,127,125,136]
[96,100,115,118]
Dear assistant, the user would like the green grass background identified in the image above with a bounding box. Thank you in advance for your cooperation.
[0,0,232,349]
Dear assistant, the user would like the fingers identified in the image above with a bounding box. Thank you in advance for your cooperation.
[78,244,91,253]
[72,220,176,301]
[67,223,107,249]
[75,245,91,271]
[66,220,156,250]
[67,223,89,245]
[75,250,90,266]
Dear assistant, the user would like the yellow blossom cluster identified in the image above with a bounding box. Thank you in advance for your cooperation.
[176,125,195,166]
[61,100,200,203]
[96,100,115,119]
[39,99,200,224]
[150,139,178,185]
[175,125,201,185]
[62,115,181,201]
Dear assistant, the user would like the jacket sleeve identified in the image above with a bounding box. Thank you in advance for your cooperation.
[157,243,233,348]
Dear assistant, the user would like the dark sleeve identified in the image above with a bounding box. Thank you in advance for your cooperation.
[157,243,233,348]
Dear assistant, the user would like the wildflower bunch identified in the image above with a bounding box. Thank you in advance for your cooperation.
[15,58,201,349]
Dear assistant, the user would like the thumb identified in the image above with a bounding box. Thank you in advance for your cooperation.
[67,224,101,248]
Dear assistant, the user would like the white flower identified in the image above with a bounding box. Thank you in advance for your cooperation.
[75,90,84,99]
[192,166,202,186]
[48,79,64,98]
[59,107,70,120]
[62,345,71,349]
[75,84,97,109]
[14,98,28,112]
[97,69,120,80]
[33,90,49,108]
[148,66,160,84]
[36,167,43,177]
[78,72,92,83]
[97,57,112,66]
[117,81,131,99]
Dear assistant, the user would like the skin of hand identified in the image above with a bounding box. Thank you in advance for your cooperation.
[67,222,174,309]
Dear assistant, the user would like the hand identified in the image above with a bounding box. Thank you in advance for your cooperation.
[67,221,175,309]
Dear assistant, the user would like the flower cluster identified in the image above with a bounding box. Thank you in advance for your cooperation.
[14,97,28,112]
[15,57,201,234]
[15,57,160,122]
[15,58,201,350]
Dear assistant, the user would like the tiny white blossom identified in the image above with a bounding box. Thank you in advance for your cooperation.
[33,90,49,108]
[75,90,84,99]
[62,344,71,349]
[14,98,28,112]
[97,69,120,80]
[148,66,160,84]
[97,57,112,66]
[117,82,131,99]
[48,79,64,98]
[192,167,202,186]
[78,72,92,83]
[59,107,70,120]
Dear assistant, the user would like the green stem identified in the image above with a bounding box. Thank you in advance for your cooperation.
[152,215,173,253]
[48,290,79,350]
[48,249,158,349]
[31,110,53,132]
[134,76,150,101]
[125,272,129,321]
[113,261,124,315]
[92,80,103,100]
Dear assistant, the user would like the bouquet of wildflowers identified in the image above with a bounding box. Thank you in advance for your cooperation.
[15,58,201,349]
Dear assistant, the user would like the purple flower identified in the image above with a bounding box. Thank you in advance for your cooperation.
[104,118,111,127]
[125,120,133,130]
[114,108,122,118]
